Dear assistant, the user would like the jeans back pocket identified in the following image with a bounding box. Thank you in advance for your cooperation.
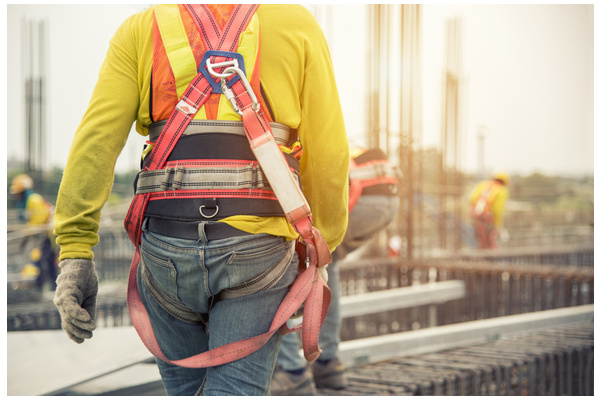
[140,245,179,301]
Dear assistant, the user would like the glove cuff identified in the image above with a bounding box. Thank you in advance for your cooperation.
[58,258,95,273]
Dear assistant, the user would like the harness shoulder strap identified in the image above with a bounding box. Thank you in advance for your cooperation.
[155,5,198,100]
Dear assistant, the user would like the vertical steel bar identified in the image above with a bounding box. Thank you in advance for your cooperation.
[406,5,414,261]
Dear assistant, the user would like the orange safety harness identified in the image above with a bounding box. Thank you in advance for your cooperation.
[472,180,502,223]
[125,4,331,369]
[348,149,400,212]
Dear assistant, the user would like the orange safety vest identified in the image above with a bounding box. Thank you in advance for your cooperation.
[151,5,270,123]
[139,4,300,223]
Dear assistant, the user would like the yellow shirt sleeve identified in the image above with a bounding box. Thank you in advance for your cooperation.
[54,5,348,261]
[54,11,147,260]
[468,180,488,207]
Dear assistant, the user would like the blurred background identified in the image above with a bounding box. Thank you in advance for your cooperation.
[7,4,593,262]
[5,4,595,396]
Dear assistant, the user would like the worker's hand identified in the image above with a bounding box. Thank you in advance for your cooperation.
[499,227,510,242]
[318,264,329,284]
[53,259,98,344]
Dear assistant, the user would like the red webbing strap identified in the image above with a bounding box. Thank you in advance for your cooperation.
[126,3,330,367]
[125,5,284,368]
[125,4,257,247]
[124,71,213,246]
[348,159,397,212]
[186,4,257,52]
[239,104,332,361]
[127,243,330,368]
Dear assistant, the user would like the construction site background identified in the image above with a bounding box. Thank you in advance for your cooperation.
[6,160,593,280]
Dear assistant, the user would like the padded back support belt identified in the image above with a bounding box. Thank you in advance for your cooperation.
[136,160,299,194]
[144,197,286,221]
[149,119,297,146]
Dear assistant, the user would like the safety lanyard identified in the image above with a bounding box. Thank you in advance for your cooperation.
[125,4,330,369]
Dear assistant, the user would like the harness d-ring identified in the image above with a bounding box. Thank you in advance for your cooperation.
[199,205,219,218]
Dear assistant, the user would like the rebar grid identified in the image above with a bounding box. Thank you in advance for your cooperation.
[339,258,593,341]
[320,321,593,396]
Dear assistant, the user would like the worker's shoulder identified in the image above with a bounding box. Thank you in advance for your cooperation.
[257,5,322,34]
[475,180,490,188]
[26,193,47,207]
[114,6,154,37]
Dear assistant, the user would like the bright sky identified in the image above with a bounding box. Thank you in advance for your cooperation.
[5,4,595,176]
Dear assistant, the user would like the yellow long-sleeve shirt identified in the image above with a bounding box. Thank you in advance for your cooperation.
[469,180,509,228]
[54,5,349,261]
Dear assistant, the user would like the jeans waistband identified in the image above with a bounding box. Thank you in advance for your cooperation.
[146,217,251,241]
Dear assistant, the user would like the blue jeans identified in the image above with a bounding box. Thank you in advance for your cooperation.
[138,224,298,396]
[276,195,400,370]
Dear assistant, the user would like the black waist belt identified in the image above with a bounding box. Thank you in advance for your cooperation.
[146,217,251,240]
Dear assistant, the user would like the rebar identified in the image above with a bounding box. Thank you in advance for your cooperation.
[319,321,593,396]
[339,257,593,341]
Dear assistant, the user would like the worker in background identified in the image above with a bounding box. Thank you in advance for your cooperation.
[10,174,58,291]
[469,172,510,250]
[271,147,401,395]
[52,4,348,396]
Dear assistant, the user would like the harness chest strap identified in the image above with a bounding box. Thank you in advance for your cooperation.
[125,4,330,368]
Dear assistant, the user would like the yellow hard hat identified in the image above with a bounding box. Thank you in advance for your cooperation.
[21,263,40,278]
[30,247,42,262]
[493,171,510,186]
[10,174,34,194]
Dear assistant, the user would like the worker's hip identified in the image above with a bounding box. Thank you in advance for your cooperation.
[345,195,400,244]
[139,225,297,318]
[137,227,298,395]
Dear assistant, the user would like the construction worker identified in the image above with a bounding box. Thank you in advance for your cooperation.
[52,4,348,396]
[10,174,58,290]
[271,147,400,395]
[469,172,510,250]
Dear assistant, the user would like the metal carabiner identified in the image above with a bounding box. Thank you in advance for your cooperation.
[220,66,260,116]
[205,58,238,79]
[205,56,260,116]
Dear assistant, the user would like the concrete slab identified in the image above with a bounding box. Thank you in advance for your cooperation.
[7,326,153,396]
[58,363,162,395]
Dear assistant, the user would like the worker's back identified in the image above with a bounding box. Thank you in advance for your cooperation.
[470,180,508,225]
[25,192,53,226]
[55,4,348,258]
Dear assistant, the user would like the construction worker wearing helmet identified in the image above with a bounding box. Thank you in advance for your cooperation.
[11,174,47,224]
[272,147,401,395]
[10,174,58,290]
[469,172,510,250]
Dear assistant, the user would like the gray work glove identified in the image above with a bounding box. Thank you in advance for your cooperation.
[53,259,99,344]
